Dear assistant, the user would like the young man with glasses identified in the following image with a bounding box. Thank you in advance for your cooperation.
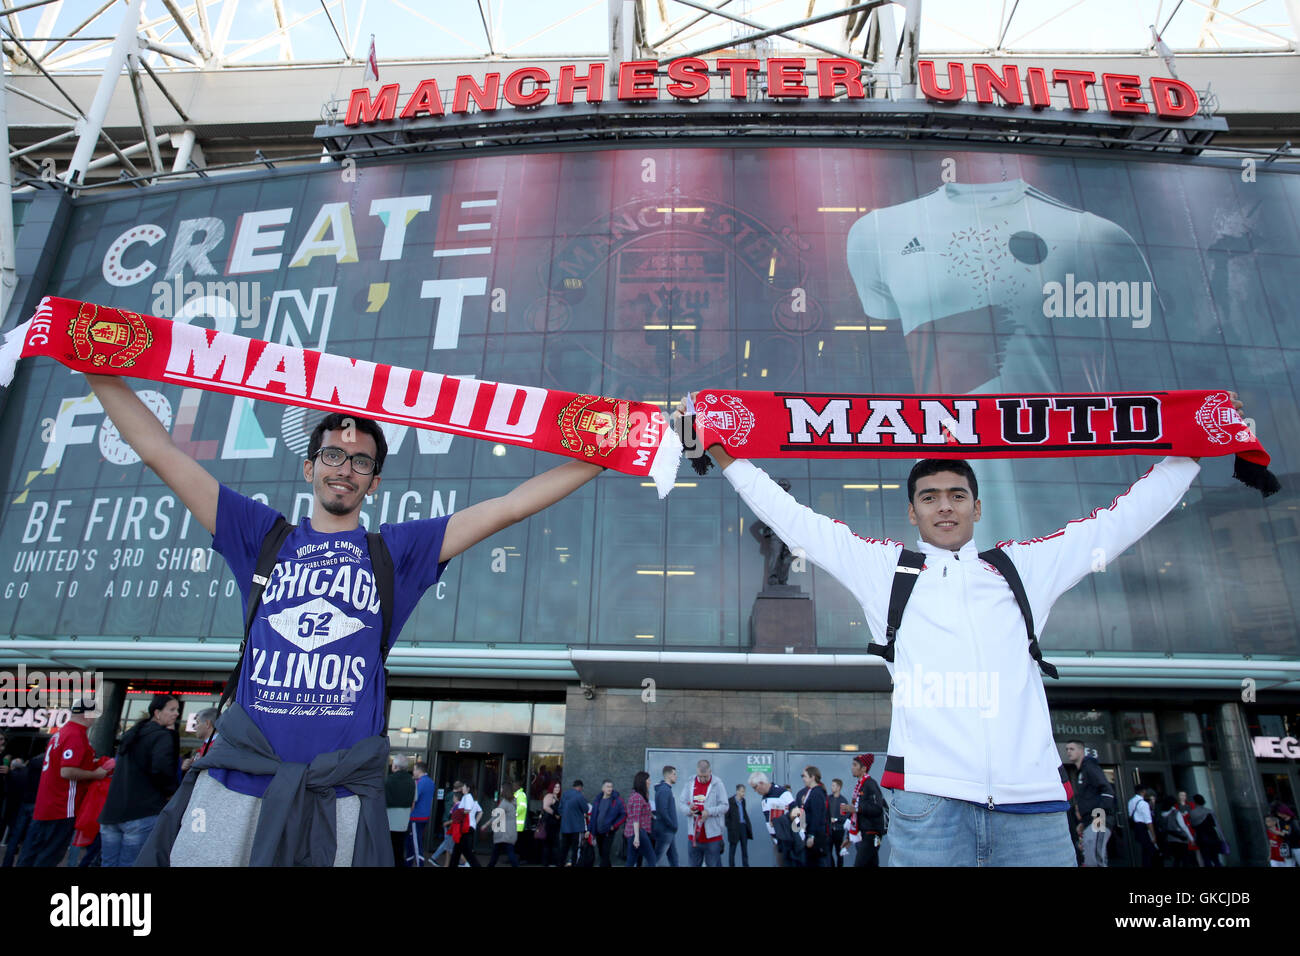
[83,375,603,866]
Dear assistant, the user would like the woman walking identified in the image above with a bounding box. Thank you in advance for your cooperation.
[98,695,180,867]
[624,771,657,867]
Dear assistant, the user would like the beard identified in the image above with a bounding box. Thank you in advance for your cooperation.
[320,496,355,516]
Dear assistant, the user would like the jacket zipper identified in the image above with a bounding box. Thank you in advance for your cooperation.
[956,552,995,810]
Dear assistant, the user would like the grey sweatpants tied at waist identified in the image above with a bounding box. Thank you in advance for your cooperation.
[136,700,391,867]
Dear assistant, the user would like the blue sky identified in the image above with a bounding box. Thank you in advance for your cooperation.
[6,0,1295,69]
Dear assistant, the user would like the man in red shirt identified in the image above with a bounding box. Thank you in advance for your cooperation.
[677,759,728,867]
[17,700,109,867]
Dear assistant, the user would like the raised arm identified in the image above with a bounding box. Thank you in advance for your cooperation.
[84,374,219,535]
[715,453,899,610]
[1001,456,1200,614]
[675,397,898,601]
[438,459,603,562]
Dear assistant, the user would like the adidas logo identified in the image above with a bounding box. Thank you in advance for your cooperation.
[901,237,924,255]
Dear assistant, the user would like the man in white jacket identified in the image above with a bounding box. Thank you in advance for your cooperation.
[677,759,729,867]
[690,394,1240,866]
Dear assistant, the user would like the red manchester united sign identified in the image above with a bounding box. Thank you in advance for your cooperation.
[343,58,1201,127]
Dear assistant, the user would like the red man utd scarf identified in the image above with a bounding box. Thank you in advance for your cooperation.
[2,297,683,495]
[1,298,1279,497]
[683,388,1279,496]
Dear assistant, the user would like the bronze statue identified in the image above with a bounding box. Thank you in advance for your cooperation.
[750,479,796,589]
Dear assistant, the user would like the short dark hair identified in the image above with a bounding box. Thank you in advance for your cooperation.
[662,765,676,776]
[414,761,428,773]
[307,413,388,475]
[1192,793,1206,806]
[572,779,583,788]
[136,694,178,726]
[1066,739,1085,749]
[907,459,978,503]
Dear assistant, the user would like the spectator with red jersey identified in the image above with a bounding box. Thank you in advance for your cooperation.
[678,758,727,867]
[18,700,109,867]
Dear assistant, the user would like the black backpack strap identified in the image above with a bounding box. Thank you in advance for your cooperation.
[978,547,1058,680]
[868,549,926,663]
[365,530,395,658]
[365,529,396,723]
[218,516,294,716]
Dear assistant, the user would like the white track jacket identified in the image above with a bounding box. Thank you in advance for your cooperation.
[724,456,1200,806]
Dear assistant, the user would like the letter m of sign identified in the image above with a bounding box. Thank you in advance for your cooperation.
[783,398,852,444]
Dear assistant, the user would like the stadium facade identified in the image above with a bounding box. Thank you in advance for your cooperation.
[3,7,1300,865]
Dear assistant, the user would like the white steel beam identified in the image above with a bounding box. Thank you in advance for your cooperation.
[896,0,919,98]
[662,0,883,64]
[0,48,17,321]
[159,0,212,61]
[37,0,115,64]
[126,48,162,178]
[63,0,142,186]
[26,0,60,61]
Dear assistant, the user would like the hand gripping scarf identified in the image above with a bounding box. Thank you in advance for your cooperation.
[682,388,1279,496]
[1,297,683,495]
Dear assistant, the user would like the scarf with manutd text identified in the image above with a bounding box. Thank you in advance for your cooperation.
[683,388,1279,495]
[2,297,683,495]
[1,297,1279,497]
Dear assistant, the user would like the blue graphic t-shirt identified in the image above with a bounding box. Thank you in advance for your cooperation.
[209,485,450,798]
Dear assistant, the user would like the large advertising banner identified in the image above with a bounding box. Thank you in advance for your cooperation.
[2,146,1298,655]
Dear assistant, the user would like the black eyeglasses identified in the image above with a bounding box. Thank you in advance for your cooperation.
[311,446,377,475]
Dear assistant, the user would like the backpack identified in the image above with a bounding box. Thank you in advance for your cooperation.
[857,776,887,834]
[216,517,395,717]
[1160,808,1187,844]
[870,547,1058,679]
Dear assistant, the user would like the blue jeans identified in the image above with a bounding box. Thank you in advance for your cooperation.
[885,790,1076,867]
[16,817,75,867]
[625,832,658,867]
[100,815,159,868]
[687,839,723,867]
[652,828,678,866]
[2,803,34,867]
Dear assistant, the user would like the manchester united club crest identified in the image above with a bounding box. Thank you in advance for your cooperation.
[1195,391,1248,445]
[69,302,153,370]
[696,392,755,447]
[557,395,632,458]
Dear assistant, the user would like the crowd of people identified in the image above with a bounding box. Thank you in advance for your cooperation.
[378,756,891,868]
[0,696,212,868]
[1063,738,1300,868]
[4,717,1298,868]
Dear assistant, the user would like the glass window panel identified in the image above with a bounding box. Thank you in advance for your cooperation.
[532,704,566,735]
[453,478,528,644]
[527,753,565,803]
[429,701,532,734]
[1119,712,1160,742]
[389,700,432,732]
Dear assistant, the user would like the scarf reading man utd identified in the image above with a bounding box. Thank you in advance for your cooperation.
[0,297,1280,497]
[684,388,1279,496]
